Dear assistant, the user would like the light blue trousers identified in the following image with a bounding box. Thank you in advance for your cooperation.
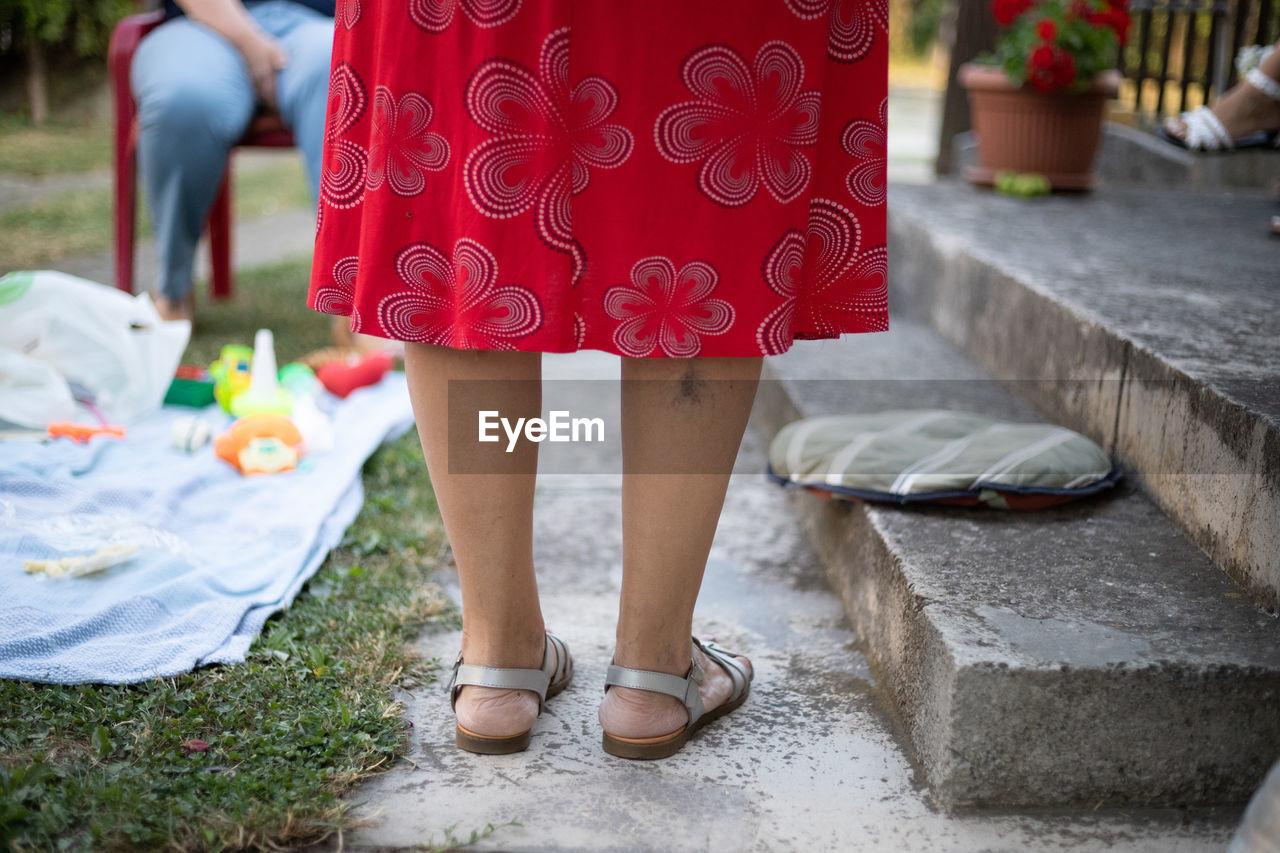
[131,1,332,300]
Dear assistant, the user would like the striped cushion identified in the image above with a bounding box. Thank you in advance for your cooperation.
[768,410,1122,509]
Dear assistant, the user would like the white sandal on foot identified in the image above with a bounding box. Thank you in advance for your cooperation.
[1159,66,1280,152]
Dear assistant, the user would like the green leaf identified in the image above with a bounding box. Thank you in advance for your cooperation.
[92,725,112,761]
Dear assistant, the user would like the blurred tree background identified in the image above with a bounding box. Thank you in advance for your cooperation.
[904,0,949,57]
[0,0,133,125]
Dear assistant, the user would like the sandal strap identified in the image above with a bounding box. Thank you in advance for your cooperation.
[1181,106,1235,150]
[696,638,751,690]
[604,636,752,728]
[695,637,752,705]
[448,631,569,712]
[606,646,707,724]
[1245,67,1280,104]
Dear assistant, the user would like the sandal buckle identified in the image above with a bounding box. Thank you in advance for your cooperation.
[445,652,463,694]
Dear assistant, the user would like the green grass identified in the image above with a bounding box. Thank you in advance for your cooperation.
[0,118,112,176]
[0,159,312,273]
[0,188,115,270]
[0,262,455,852]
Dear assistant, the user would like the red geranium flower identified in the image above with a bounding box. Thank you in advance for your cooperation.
[992,0,1034,26]
[1027,44,1076,91]
[1054,49,1077,85]
[1085,1,1131,45]
[989,0,1124,91]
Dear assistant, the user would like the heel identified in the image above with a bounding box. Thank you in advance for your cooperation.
[447,631,573,755]
[599,636,751,760]
[457,722,533,754]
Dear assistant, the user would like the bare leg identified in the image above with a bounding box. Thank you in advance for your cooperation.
[155,291,195,323]
[599,355,762,739]
[403,342,546,737]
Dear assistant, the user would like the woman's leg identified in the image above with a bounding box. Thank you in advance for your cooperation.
[131,18,255,319]
[599,355,762,738]
[403,343,547,736]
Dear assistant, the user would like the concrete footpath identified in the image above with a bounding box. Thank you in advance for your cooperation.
[307,351,1237,853]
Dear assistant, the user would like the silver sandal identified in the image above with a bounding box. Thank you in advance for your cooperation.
[447,630,573,754]
[601,636,752,760]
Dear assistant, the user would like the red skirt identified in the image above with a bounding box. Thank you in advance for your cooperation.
[308,0,888,357]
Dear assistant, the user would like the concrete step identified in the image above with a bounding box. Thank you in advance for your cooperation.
[755,316,1280,810]
[887,181,1280,612]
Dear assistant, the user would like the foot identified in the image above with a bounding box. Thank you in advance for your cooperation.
[452,632,567,739]
[598,637,752,739]
[154,292,195,324]
[455,683,541,738]
[1163,74,1280,146]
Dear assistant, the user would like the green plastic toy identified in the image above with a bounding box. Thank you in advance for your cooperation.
[209,345,254,413]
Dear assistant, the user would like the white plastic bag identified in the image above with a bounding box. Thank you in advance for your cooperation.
[0,349,77,429]
[0,270,190,425]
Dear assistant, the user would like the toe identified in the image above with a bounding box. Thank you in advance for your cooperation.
[1163,116,1188,140]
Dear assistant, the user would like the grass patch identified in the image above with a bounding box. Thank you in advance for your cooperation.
[0,261,451,851]
[0,118,111,176]
[0,159,312,273]
[0,188,115,270]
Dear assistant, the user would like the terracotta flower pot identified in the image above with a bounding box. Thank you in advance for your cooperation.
[960,62,1121,191]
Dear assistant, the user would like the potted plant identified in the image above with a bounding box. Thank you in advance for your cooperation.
[961,0,1130,190]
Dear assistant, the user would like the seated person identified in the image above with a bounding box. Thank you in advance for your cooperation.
[131,0,334,322]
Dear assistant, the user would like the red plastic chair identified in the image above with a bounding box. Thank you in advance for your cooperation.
[109,11,297,299]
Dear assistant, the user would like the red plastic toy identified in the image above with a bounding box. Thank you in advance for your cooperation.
[314,351,394,398]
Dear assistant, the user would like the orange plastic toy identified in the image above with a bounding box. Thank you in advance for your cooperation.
[48,423,127,443]
[214,414,304,475]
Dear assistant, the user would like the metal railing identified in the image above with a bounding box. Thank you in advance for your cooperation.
[1120,0,1279,121]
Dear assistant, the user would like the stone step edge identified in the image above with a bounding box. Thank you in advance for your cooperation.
[751,366,1279,810]
[887,207,1279,614]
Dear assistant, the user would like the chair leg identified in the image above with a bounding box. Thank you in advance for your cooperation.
[209,167,233,300]
[115,131,137,295]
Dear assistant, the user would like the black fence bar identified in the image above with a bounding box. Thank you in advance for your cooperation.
[1134,8,1155,107]
[1229,0,1250,86]
[1157,11,1175,112]
[1204,9,1221,97]
[1258,0,1275,42]
[1178,13,1198,112]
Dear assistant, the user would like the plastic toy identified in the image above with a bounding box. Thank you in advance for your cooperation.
[315,350,394,398]
[278,362,321,399]
[48,423,126,443]
[164,366,216,408]
[209,345,254,412]
[229,329,293,417]
[290,394,333,453]
[171,416,211,453]
[214,414,304,475]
